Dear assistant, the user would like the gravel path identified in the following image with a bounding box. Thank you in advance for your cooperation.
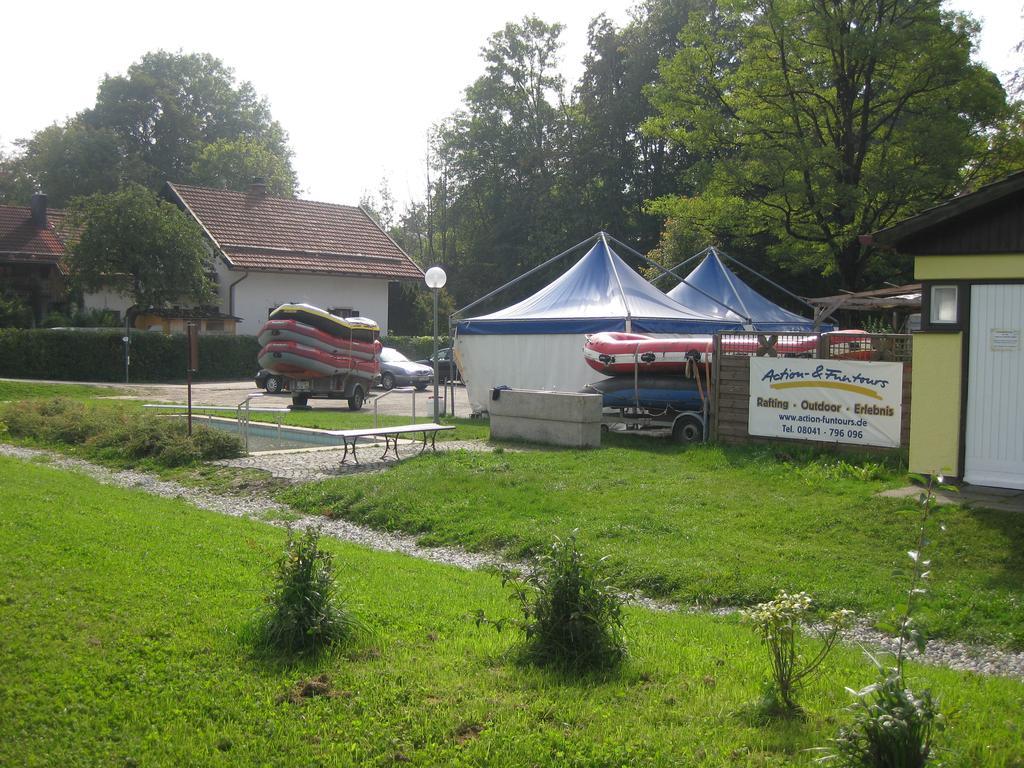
[3,442,1022,681]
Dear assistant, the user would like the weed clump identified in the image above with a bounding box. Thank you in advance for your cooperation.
[829,672,944,767]
[743,590,851,715]
[820,474,950,766]
[0,397,242,466]
[2,397,99,443]
[485,531,627,671]
[260,526,358,655]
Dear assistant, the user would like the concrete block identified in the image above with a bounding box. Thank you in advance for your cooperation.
[489,388,603,448]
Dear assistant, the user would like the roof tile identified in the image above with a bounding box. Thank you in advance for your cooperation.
[168,183,424,280]
[0,206,67,260]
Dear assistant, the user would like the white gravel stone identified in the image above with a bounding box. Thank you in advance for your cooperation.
[3,442,1022,680]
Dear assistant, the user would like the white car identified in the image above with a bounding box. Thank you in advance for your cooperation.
[378,347,433,391]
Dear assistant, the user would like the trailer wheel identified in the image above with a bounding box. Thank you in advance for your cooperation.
[290,394,309,409]
[348,385,365,411]
[672,415,703,444]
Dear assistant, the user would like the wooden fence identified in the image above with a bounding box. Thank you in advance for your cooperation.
[710,332,912,451]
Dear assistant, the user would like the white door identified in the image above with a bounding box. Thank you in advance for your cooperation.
[964,284,1024,489]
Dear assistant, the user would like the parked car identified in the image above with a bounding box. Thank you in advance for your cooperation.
[379,347,433,391]
[415,347,461,382]
[255,368,288,394]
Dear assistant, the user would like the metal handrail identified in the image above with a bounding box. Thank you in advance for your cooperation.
[372,386,417,428]
[234,392,270,453]
[143,395,288,454]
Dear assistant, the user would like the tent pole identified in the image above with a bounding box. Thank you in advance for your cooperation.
[606,234,753,324]
[710,246,755,322]
[648,248,711,284]
[716,249,819,312]
[601,232,633,331]
[451,232,601,319]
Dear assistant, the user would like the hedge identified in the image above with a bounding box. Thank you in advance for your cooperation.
[0,330,456,383]
[0,329,262,383]
[380,335,452,361]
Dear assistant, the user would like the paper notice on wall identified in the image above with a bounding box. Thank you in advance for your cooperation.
[991,329,1020,352]
[748,358,903,448]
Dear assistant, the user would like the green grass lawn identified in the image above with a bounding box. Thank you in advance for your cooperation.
[3,385,1021,649]
[1,456,1021,767]
[244,407,489,441]
[281,444,1024,649]
[0,379,122,401]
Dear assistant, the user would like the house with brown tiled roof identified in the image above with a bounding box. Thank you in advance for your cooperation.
[0,194,70,325]
[97,179,423,335]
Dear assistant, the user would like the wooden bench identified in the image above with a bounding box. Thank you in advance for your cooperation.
[325,424,455,465]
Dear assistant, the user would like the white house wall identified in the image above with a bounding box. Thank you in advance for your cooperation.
[228,269,391,336]
[82,288,134,317]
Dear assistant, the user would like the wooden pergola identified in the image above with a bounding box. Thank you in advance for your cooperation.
[806,283,921,330]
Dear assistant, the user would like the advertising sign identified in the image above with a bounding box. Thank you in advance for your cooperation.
[748,358,903,448]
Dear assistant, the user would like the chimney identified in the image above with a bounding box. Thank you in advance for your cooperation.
[249,176,267,196]
[30,192,48,228]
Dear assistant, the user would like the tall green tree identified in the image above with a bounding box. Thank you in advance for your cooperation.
[433,16,571,306]
[66,185,212,309]
[3,51,297,205]
[646,0,1008,290]
[191,136,296,197]
[0,146,33,205]
[82,51,296,193]
[11,122,125,207]
[569,0,706,251]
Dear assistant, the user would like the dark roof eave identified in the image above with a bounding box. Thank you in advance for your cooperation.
[864,170,1024,248]
[0,251,65,262]
[222,263,424,280]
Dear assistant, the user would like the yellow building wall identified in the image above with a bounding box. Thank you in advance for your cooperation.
[909,333,962,476]
[916,254,1024,280]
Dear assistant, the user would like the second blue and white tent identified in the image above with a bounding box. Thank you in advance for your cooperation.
[454,233,745,412]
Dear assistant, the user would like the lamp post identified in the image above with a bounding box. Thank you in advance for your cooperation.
[424,266,447,422]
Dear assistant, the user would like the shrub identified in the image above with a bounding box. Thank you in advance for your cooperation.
[260,526,357,655]
[191,424,246,461]
[1,399,242,467]
[828,672,944,768]
[820,475,950,766]
[92,418,242,466]
[487,531,627,671]
[2,398,99,444]
[742,591,851,714]
[0,291,32,328]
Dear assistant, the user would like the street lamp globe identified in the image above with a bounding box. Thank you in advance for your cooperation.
[424,265,448,422]
[424,266,447,289]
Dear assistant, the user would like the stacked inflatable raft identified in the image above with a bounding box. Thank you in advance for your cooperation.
[580,330,872,410]
[257,304,381,382]
[581,332,707,411]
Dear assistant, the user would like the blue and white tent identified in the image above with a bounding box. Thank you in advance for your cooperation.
[666,248,823,332]
[454,234,743,411]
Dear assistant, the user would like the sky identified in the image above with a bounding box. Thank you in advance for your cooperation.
[2,0,1021,211]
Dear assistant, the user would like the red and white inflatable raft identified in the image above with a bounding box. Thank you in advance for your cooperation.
[258,319,381,361]
[584,330,874,375]
[583,332,712,375]
[257,340,379,381]
[256,304,382,382]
